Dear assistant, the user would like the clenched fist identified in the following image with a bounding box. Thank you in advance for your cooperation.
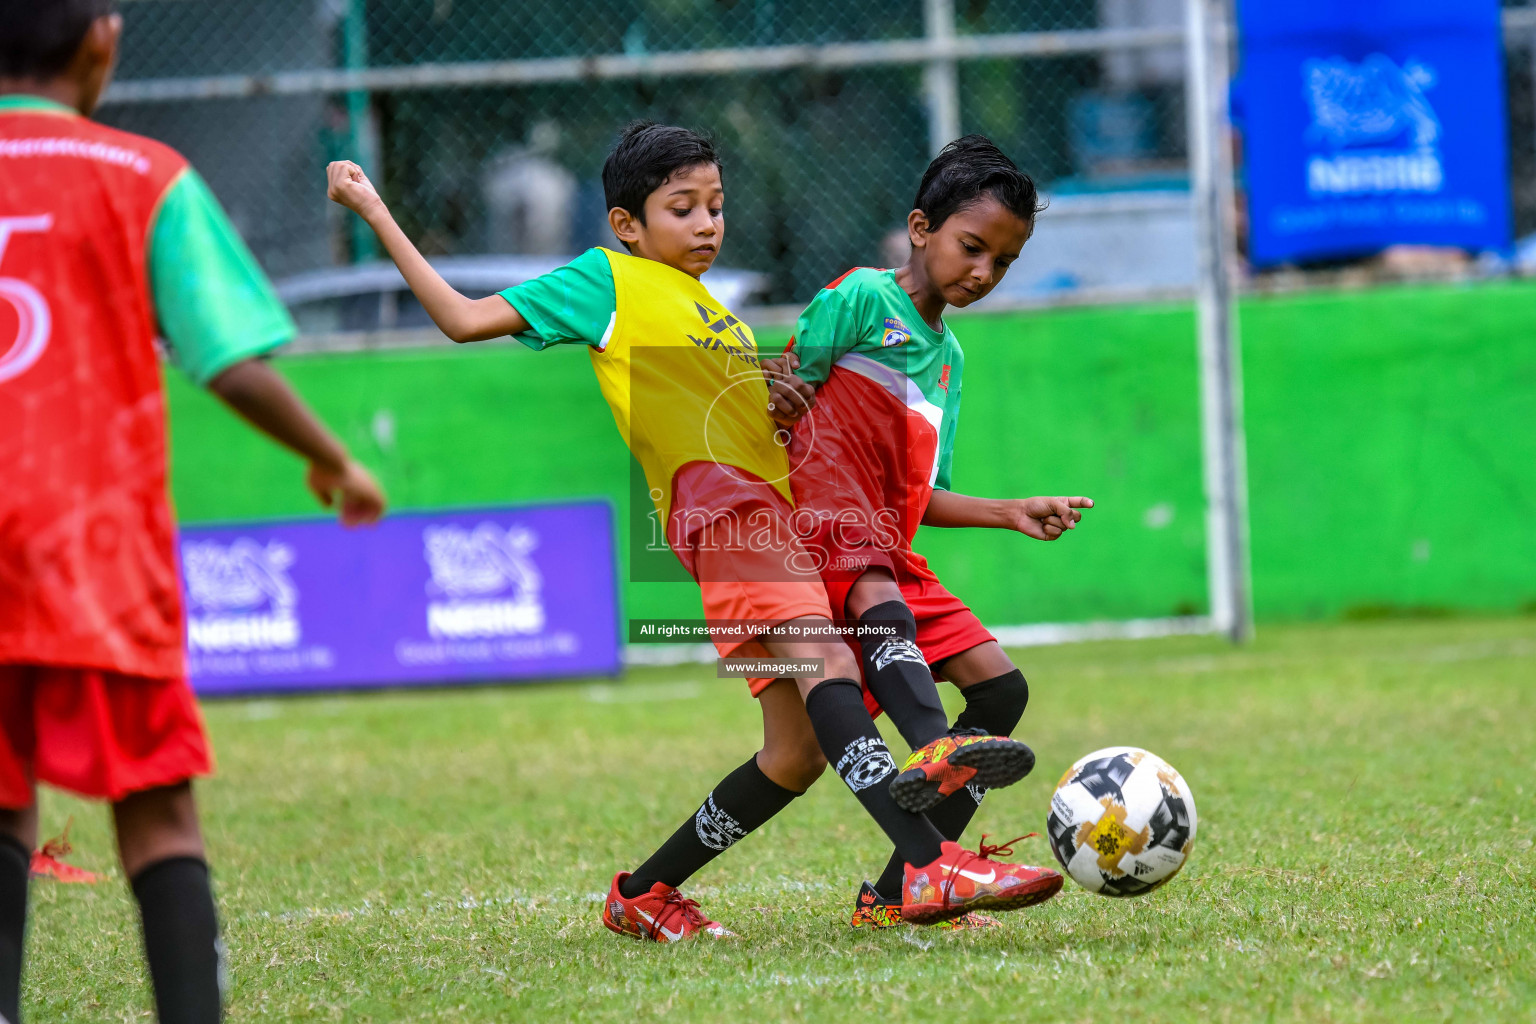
[326,160,385,218]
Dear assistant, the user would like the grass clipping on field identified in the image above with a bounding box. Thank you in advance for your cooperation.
[25,618,1536,1022]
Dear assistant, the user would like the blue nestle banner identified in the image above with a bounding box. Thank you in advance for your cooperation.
[1237,0,1510,266]
[179,502,620,695]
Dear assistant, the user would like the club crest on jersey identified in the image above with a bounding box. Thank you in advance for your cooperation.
[881,317,910,348]
[938,364,951,390]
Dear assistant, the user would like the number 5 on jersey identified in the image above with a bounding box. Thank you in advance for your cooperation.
[0,214,54,383]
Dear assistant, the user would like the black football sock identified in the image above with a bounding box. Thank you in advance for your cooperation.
[872,670,1030,898]
[0,835,27,1024]
[131,856,223,1024]
[857,601,949,749]
[805,679,945,869]
[620,755,801,899]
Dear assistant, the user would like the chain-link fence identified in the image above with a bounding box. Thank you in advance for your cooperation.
[99,0,1192,315]
[97,1,1536,321]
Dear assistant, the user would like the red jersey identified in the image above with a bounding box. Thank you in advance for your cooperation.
[0,103,190,678]
[784,268,966,603]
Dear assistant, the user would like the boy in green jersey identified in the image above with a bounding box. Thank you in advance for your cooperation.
[772,136,1095,926]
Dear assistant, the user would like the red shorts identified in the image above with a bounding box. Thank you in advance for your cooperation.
[0,665,214,809]
[847,574,996,717]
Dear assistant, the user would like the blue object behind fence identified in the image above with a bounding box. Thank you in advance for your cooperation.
[1237,0,1510,266]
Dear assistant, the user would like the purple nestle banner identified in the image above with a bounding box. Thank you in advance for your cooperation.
[178,502,620,695]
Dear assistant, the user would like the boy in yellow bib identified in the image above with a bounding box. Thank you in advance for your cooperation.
[327,122,1051,940]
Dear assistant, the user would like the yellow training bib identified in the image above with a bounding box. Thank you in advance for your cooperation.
[591,248,791,522]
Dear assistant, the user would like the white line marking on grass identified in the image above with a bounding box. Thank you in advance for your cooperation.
[624,617,1218,666]
[584,681,703,704]
[623,643,719,666]
[991,617,1215,647]
[235,877,848,929]
[1418,639,1536,663]
[763,968,896,990]
[1041,634,1536,687]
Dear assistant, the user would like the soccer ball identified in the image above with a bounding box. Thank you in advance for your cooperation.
[1046,746,1197,897]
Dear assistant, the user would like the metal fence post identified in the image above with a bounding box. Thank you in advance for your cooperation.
[924,0,961,156]
[1185,0,1253,642]
[343,0,378,261]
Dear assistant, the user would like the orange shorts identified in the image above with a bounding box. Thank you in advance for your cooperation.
[690,515,832,696]
[0,664,214,809]
[670,463,833,697]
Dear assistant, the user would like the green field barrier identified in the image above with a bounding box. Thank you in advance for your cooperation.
[166,280,1536,626]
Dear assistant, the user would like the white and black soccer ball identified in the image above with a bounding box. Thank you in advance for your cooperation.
[1046,746,1197,897]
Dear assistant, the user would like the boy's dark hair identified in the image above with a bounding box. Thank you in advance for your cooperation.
[602,120,721,223]
[913,134,1043,233]
[0,0,117,79]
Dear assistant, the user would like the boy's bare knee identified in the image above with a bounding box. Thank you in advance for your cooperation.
[817,644,860,682]
[781,753,826,792]
[0,804,37,851]
[758,742,827,793]
[792,744,828,788]
[113,782,206,878]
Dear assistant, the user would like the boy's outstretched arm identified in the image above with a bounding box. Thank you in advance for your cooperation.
[923,491,1093,541]
[325,160,528,344]
[208,358,385,526]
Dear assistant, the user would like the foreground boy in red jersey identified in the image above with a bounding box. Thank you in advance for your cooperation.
[328,121,1057,942]
[772,136,1093,927]
[0,3,386,1021]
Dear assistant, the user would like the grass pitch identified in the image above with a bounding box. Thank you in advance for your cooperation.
[22,617,1536,1022]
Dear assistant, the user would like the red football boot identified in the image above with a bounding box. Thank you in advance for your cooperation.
[901,836,1063,925]
[601,872,733,943]
[29,818,103,884]
[889,728,1036,813]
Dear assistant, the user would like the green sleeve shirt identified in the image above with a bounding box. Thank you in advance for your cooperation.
[788,285,863,388]
[497,247,617,349]
[150,168,295,385]
[791,268,965,491]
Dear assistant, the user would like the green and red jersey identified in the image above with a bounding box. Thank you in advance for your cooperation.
[0,95,294,678]
[784,267,966,599]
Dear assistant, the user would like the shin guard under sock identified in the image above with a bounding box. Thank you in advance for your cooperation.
[953,670,1030,737]
[857,601,949,749]
[131,856,223,1024]
[805,678,945,869]
[0,835,27,1024]
[621,755,801,898]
